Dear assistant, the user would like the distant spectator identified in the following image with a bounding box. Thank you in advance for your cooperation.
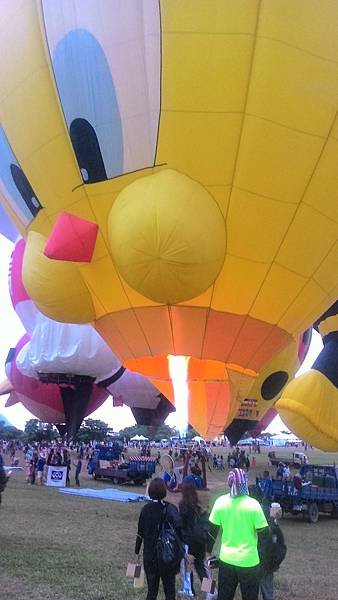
[52,451,62,466]
[63,450,71,486]
[0,457,9,505]
[46,449,54,466]
[229,455,236,468]
[163,465,179,492]
[26,460,35,485]
[276,463,284,479]
[74,454,82,487]
[282,464,291,480]
[36,454,46,485]
[259,471,273,519]
[293,472,302,494]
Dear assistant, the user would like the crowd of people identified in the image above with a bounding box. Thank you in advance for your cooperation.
[135,468,286,600]
[0,440,98,488]
[1,437,289,599]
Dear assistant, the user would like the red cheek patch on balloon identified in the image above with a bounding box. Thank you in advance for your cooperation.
[44,212,98,262]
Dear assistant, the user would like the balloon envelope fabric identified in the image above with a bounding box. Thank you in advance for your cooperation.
[0,1,337,447]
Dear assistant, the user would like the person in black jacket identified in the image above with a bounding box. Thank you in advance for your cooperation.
[259,504,286,600]
[179,480,209,595]
[135,477,181,600]
[0,454,9,506]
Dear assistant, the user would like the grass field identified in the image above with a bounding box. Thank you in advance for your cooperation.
[0,446,337,600]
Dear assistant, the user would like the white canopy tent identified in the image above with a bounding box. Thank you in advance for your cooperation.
[269,432,302,446]
[130,434,149,441]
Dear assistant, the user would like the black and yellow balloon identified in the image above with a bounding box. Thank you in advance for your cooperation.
[0,1,337,448]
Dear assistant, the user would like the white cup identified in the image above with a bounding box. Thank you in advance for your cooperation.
[270,502,282,519]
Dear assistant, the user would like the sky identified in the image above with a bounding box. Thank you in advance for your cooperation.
[0,235,323,434]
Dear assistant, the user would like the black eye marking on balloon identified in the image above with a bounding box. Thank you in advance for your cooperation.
[69,118,107,184]
[261,371,289,401]
[10,164,42,218]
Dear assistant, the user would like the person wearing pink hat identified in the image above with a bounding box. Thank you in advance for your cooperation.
[208,468,269,600]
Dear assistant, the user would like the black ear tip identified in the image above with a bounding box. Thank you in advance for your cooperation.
[314,301,338,332]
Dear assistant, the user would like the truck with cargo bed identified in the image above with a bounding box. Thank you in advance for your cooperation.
[88,446,156,486]
[258,464,338,523]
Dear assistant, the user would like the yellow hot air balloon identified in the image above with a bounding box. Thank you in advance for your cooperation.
[0,1,337,447]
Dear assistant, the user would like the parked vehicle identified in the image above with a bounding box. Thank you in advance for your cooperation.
[88,446,156,485]
[268,451,308,467]
[258,464,338,523]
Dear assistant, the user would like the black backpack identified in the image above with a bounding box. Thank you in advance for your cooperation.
[263,521,287,572]
[183,509,210,547]
[156,505,184,572]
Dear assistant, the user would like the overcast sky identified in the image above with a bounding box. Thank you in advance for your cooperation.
[0,235,323,434]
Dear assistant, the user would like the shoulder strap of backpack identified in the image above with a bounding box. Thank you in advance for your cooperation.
[158,502,168,531]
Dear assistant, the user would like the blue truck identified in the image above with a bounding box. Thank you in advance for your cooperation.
[258,464,338,523]
[88,446,156,486]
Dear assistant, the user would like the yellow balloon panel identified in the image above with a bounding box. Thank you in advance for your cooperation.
[157,112,242,186]
[227,188,295,263]
[0,68,64,157]
[234,115,323,204]
[247,38,338,137]
[250,264,307,324]
[162,33,253,113]
[0,1,45,104]
[278,280,328,335]
[259,0,338,62]
[276,204,338,279]
[303,137,338,223]
[161,0,258,34]
[212,255,269,315]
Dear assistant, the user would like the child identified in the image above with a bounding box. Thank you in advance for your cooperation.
[26,460,35,484]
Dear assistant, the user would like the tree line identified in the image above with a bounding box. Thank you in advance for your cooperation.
[0,418,187,444]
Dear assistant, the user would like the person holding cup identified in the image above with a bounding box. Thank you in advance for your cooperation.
[259,503,287,600]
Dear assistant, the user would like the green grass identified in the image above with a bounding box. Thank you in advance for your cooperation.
[0,446,337,600]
